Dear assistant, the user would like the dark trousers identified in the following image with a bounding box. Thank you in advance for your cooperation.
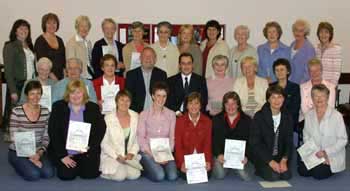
[297,159,333,180]
[55,153,100,181]
[254,160,292,181]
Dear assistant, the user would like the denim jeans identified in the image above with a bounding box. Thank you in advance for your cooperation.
[212,157,254,181]
[8,150,54,181]
[140,152,178,182]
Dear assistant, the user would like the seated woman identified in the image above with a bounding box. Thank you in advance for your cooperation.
[298,84,348,180]
[48,79,106,180]
[233,56,268,118]
[206,55,234,116]
[137,81,177,182]
[92,54,125,112]
[175,92,212,179]
[250,85,293,181]
[212,91,253,181]
[100,90,141,181]
[8,81,54,181]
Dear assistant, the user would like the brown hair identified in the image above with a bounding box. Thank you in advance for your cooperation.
[263,21,282,40]
[186,92,202,106]
[265,84,286,101]
[151,81,169,96]
[115,90,132,104]
[100,54,118,68]
[222,91,242,113]
[41,13,60,32]
[317,22,334,42]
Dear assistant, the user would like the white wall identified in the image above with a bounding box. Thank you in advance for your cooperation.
[1,0,349,102]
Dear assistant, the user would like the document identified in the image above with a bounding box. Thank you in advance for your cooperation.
[130,52,141,70]
[39,85,52,111]
[223,139,246,170]
[66,121,91,152]
[102,45,116,57]
[101,85,120,114]
[297,140,325,170]
[259,181,291,188]
[184,153,208,184]
[149,138,174,163]
[14,131,36,157]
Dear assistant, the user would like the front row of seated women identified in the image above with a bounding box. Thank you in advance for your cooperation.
[8,80,347,182]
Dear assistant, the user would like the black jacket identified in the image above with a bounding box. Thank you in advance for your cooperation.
[125,67,167,113]
[249,102,294,166]
[48,100,106,162]
[166,72,208,112]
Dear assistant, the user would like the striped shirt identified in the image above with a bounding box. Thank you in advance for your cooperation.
[9,105,50,152]
[245,89,258,118]
[316,44,342,85]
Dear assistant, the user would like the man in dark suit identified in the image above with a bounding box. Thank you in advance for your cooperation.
[167,52,208,116]
[126,47,167,113]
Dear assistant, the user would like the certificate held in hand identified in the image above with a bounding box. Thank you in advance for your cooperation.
[184,153,208,184]
[297,140,325,170]
[223,139,246,170]
[66,121,91,152]
[150,138,174,163]
[39,85,52,111]
[101,84,120,114]
[14,131,36,157]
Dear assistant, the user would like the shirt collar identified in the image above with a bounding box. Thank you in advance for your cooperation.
[188,113,200,125]
[181,73,192,81]
[104,37,116,46]
[68,103,86,112]
[102,75,115,85]
[75,34,87,42]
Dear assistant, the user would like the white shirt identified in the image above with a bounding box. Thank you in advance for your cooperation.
[103,37,119,61]
[23,48,35,80]
[76,34,93,79]
[102,76,116,86]
[272,112,281,133]
[180,73,192,112]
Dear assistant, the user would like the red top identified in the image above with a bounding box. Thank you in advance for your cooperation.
[92,76,125,100]
[175,113,212,169]
[202,44,214,75]
[135,44,145,53]
[224,112,241,129]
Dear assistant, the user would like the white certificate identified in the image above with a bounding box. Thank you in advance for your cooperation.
[39,85,52,111]
[297,140,325,170]
[223,139,246,170]
[149,138,174,163]
[102,45,116,56]
[130,52,141,70]
[101,85,120,114]
[184,153,208,184]
[14,131,36,157]
[66,121,91,152]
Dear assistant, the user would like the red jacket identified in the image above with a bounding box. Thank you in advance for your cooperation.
[92,76,125,100]
[175,113,212,169]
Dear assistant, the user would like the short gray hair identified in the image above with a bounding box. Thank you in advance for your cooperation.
[36,57,52,71]
[75,15,91,32]
[234,25,250,39]
[292,19,311,37]
[212,54,229,68]
[66,57,83,69]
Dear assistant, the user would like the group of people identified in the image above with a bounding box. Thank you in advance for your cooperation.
[3,13,347,183]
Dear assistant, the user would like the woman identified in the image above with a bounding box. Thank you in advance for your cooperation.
[212,91,253,181]
[233,56,268,118]
[92,18,125,78]
[175,92,212,179]
[229,25,258,78]
[206,55,234,116]
[48,80,106,180]
[298,84,347,179]
[137,82,177,182]
[92,54,125,112]
[177,24,203,75]
[19,57,56,104]
[100,90,141,181]
[122,21,149,72]
[34,13,65,80]
[8,81,54,181]
[270,58,301,129]
[150,21,180,77]
[257,21,290,83]
[316,22,342,85]
[200,20,229,78]
[289,19,316,84]
[250,85,294,181]
[66,15,93,79]
[3,19,35,140]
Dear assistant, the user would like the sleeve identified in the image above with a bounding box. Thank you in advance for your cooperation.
[136,112,151,153]
[212,117,224,157]
[91,42,102,77]
[9,108,19,144]
[48,103,68,159]
[128,114,140,155]
[88,105,106,154]
[200,78,209,112]
[257,47,267,78]
[65,40,76,60]
[303,113,313,144]
[333,46,342,83]
[86,80,97,103]
[282,114,294,160]
[34,37,47,60]
[324,113,348,157]
[175,118,185,168]
[100,120,117,159]
[39,113,50,152]
[19,80,29,104]
[291,85,301,125]
[204,120,213,164]
[328,83,336,108]
[169,111,176,151]
[3,44,17,94]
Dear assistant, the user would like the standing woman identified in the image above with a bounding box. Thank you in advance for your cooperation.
[3,19,35,139]
[122,21,149,72]
[66,16,94,80]
[8,81,54,181]
[100,90,141,181]
[257,21,290,83]
[177,24,203,75]
[34,13,65,80]
[316,22,342,85]
[289,19,316,84]
[200,20,229,78]
[48,80,106,180]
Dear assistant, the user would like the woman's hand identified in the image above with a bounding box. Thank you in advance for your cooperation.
[269,160,280,173]
[217,154,225,164]
[117,155,126,164]
[125,153,134,160]
[181,162,186,173]
[279,158,288,173]
[241,157,248,165]
[61,156,77,168]
[206,162,211,171]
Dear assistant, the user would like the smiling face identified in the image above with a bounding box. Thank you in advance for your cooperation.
[241,60,256,78]
[293,24,306,41]
[187,98,201,116]
[268,93,285,112]
[26,88,42,106]
[66,61,82,80]
[152,89,167,108]
[77,20,90,39]
[132,27,144,42]
[140,48,156,70]
[16,25,29,41]
[213,59,227,77]
[102,22,116,40]
[274,65,289,81]
[69,88,84,106]
[267,27,279,43]
[311,89,329,109]
[45,19,57,34]
[102,59,116,78]
[207,27,219,41]
[224,98,239,116]
[318,28,331,44]
[309,64,322,82]
[116,95,131,113]
[179,56,193,75]
[158,26,171,43]
[234,28,248,45]
[37,63,51,80]
[180,28,193,44]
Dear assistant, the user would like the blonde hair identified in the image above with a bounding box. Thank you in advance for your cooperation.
[63,79,89,104]
[240,56,258,68]
[101,18,116,29]
[292,19,311,37]
[36,57,52,71]
[308,58,323,71]
[177,24,195,45]
[75,15,91,32]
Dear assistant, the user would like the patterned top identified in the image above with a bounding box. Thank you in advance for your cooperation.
[316,44,342,85]
[245,88,258,118]
[9,105,50,152]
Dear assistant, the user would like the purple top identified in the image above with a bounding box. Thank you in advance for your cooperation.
[67,103,86,155]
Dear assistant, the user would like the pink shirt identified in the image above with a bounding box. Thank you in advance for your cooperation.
[206,76,234,116]
[137,106,176,153]
[316,44,342,85]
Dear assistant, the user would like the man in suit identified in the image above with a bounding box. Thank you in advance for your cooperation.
[167,52,208,116]
[125,47,167,113]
